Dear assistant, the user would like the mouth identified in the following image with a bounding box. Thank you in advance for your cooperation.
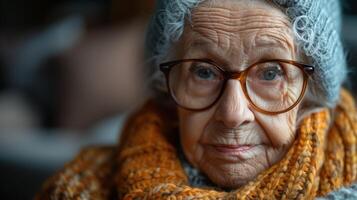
[213,144,255,152]
[207,144,263,161]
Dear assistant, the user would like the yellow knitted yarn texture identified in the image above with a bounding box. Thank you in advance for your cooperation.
[116,89,357,200]
[35,90,357,200]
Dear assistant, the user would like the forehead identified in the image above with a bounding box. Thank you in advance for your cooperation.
[191,0,291,30]
[180,0,295,67]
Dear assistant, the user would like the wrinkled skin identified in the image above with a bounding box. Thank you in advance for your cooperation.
[176,0,315,189]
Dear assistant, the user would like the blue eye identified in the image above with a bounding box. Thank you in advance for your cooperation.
[196,68,215,79]
[259,65,284,81]
[190,65,218,80]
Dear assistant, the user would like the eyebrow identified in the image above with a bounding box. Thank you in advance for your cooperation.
[189,39,216,52]
[255,33,295,50]
[187,38,229,65]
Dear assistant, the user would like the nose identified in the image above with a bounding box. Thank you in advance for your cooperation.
[214,80,255,128]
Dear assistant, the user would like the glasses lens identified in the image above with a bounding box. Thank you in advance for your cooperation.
[246,61,305,112]
[168,61,224,110]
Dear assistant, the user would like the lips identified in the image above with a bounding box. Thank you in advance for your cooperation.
[207,144,262,161]
[213,144,255,153]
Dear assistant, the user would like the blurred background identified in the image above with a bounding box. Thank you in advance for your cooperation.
[0,0,356,199]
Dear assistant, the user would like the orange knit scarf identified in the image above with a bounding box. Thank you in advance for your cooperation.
[116,90,357,200]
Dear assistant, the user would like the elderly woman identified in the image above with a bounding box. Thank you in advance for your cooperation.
[37,0,357,199]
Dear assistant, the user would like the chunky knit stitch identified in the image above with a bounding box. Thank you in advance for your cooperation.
[36,90,357,200]
[36,147,117,199]
[145,0,346,106]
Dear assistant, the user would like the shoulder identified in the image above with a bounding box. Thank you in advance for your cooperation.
[35,146,117,200]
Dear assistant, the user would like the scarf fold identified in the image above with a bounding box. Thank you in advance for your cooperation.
[115,89,357,200]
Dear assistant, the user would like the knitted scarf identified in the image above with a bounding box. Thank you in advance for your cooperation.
[35,90,357,200]
[115,89,357,200]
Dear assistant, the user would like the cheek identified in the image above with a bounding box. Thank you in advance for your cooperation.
[178,108,213,166]
[254,107,298,147]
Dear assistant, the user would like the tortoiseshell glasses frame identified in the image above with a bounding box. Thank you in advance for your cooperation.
[159,58,314,115]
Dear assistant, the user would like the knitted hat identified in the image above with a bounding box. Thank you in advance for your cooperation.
[145,0,346,107]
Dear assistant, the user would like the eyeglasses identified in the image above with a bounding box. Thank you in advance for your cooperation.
[159,59,314,115]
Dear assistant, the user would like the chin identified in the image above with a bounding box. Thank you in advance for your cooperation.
[199,157,269,189]
[212,175,251,189]
[207,166,259,189]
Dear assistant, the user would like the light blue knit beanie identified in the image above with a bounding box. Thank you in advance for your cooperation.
[145,0,347,107]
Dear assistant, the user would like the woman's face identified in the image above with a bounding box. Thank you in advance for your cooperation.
[178,0,301,188]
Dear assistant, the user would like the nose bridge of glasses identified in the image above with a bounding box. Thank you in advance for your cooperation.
[226,71,243,80]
